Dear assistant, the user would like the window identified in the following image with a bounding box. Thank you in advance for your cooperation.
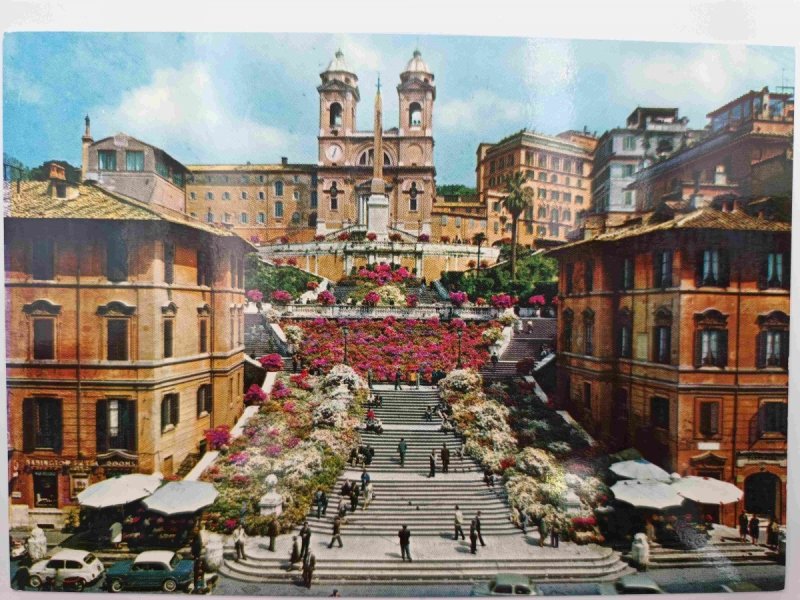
[575,195,584,205]
[274,181,284,196]
[409,102,422,127]
[538,154,547,167]
[206,211,214,223]
[199,318,209,353]
[536,226,546,237]
[761,252,789,289]
[257,212,266,224]
[551,157,560,170]
[538,172,547,182]
[33,472,59,507]
[562,309,573,353]
[698,401,720,437]
[161,393,180,431]
[565,263,574,294]
[164,242,175,284]
[33,318,55,359]
[550,174,558,184]
[241,191,248,200]
[206,192,214,201]
[98,150,117,170]
[621,257,634,290]
[31,239,54,280]
[650,397,670,430]
[291,212,301,224]
[756,311,790,369]
[493,222,499,234]
[455,217,461,227]
[106,237,128,282]
[23,397,62,452]
[563,193,571,203]
[537,206,547,218]
[537,188,546,199]
[551,191,560,201]
[623,136,636,151]
[440,215,448,226]
[163,319,174,358]
[223,213,231,224]
[584,260,594,292]
[190,192,196,201]
[240,212,248,224]
[329,102,343,127]
[96,399,136,452]
[275,201,284,218]
[156,162,169,179]
[197,384,213,416]
[525,151,533,166]
[583,309,595,355]
[258,191,265,201]
[653,250,672,288]
[756,401,787,436]
[107,319,129,361]
[311,191,318,209]
[222,191,230,201]
[489,160,496,174]
[197,250,212,286]
[125,151,144,171]
[622,164,635,177]
[563,159,572,172]
[259,175,265,183]
[618,308,632,358]
[241,175,249,184]
[696,328,727,367]
[696,249,729,287]
[623,191,634,206]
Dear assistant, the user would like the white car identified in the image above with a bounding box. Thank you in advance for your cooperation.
[28,548,105,591]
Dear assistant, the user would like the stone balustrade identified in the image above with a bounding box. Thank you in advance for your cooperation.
[272,303,499,321]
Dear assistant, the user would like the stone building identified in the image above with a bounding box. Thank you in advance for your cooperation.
[476,129,597,247]
[549,198,790,525]
[5,164,251,527]
[430,194,488,244]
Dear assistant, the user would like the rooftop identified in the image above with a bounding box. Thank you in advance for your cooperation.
[186,163,316,173]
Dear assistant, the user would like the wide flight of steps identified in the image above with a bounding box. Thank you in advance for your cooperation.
[481,318,556,382]
[220,385,631,584]
[645,538,780,569]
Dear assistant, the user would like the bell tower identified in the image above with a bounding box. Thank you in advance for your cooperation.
[318,50,360,139]
[397,49,435,137]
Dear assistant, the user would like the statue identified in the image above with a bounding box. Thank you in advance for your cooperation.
[630,532,650,571]
[26,525,48,562]
[204,532,224,572]
[259,474,283,517]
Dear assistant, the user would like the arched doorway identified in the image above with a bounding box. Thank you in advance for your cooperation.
[744,472,780,518]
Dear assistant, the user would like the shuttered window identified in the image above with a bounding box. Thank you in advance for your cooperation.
[107,319,129,361]
[96,399,137,452]
[22,398,63,452]
[699,401,720,437]
[33,318,55,360]
[161,393,180,431]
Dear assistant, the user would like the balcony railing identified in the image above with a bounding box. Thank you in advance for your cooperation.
[276,303,499,321]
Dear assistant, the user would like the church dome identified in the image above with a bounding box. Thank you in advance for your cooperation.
[323,49,355,75]
[403,49,432,75]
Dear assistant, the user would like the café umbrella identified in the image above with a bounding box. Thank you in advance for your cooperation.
[142,481,219,515]
[610,480,685,510]
[610,459,672,483]
[671,476,744,505]
[77,473,163,509]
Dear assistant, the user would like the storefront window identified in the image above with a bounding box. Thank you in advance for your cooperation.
[33,471,59,507]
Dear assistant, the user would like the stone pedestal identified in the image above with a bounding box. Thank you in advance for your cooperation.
[563,489,582,515]
[258,474,283,517]
[367,194,390,241]
[26,526,48,561]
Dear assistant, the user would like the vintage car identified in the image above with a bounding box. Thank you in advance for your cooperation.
[105,550,194,593]
[470,574,539,596]
[28,548,105,591]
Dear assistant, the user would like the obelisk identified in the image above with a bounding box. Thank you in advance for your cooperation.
[366,76,390,240]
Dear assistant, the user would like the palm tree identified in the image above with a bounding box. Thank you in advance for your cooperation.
[502,172,533,279]
[472,232,487,272]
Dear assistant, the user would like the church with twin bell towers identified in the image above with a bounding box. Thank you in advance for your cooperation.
[316,49,436,239]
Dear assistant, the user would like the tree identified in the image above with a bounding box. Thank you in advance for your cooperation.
[472,232,487,272]
[436,184,477,197]
[502,172,533,279]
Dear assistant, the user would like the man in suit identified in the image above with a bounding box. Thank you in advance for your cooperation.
[302,551,316,588]
[469,519,478,554]
[299,522,311,559]
[350,483,360,512]
[454,505,465,541]
[475,511,486,547]
[429,450,436,478]
[441,443,450,474]
[398,525,412,561]
[397,438,408,467]
[267,518,279,552]
[328,515,343,548]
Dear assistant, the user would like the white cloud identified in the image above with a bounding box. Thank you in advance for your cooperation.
[90,62,304,164]
[437,90,526,132]
[4,68,45,105]
[336,35,385,72]
[522,38,576,89]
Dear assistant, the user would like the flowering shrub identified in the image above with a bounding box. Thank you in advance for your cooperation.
[450,318,466,330]
[476,297,486,306]
[273,258,284,266]
[468,260,477,268]
[362,291,381,306]
[317,290,336,305]
[284,325,304,346]
[244,384,268,406]
[338,232,351,241]
[271,290,293,305]
[259,353,284,371]
[280,236,290,244]
[374,285,406,306]
[491,293,516,309]
[389,233,403,242]
[528,294,546,306]
[354,263,412,286]
[314,234,326,242]
[516,447,558,479]
[306,280,319,291]
[441,235,451,243]
[287,257,298,266]
[204,425,231,450]
[418,233,430,242]
[439,369,483,394]
[246,289,264,303]
[482,327,504,345]
[516,357,537,375]
[449,291,468,307]
[406,294,418,308]
[366,232,377,241]
[270,380,292,399]
[497,312,519,326]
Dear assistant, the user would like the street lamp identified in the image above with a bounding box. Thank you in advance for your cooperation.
[342,324,349,365]
[456,329,463,368]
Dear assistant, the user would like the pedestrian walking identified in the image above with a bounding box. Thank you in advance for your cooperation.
[192,555,206,594]
[232,524,247,560]
[292,355,298,373]
[538,517,549,548]
[268,518,279,552]
[398,525,412,561]
[330,589,341,597]
[302,551,316,588]
[300,522,312,559]
[394,370,402,390]
[328,515,344,548]
[469,519,478,554]
[441,443,450,473]
[361,468,370,490]
[364,444,375,466]
[518,507,528,534]
[749,515,761,545]
[337,497,348,520]
[11,560,30,590]
[767,516,780,550]
[363,482,374,510]
[454,505,465,540]
[397,437,408,467]
[350,484,360,512]
[738,511,749,543]
[287,537,302,571]
[429,450,436,478]
[341,480,352,497]
[424,406,433,421]
[550,519,560,548]
[491,352,499,370]
[475,511,486,547]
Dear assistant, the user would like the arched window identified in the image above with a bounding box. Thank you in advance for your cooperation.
[563,210,571,222]
[756,310,790,369]
[694,309,728,368]
[653,306,673,364]
[274,181,284,197]
[583,309,595,356]
[550,209,559,222]
[358,149,391,167]
[329,102,343,128]
[537,206,547,218]
[409,102,422,127]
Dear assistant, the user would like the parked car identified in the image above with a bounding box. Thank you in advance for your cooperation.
[471,574,539,596]
[720,582,762,592]
[28,548,105,591]
[105,550,194,593]
[601,574,665,595]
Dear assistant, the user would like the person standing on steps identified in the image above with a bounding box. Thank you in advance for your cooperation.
[394,369,402,390]
[454,505,465,541]
[287,536,301,571]
[328,515,343,548]
[749,514,761,545]
[232,523,247,560]
[364,444,375,466]
[490,351,499,370]
[550,518,560,548]
[361,468,370,492]
[398,525,412,561]
[350,483,360,512]
[429,450,437,478]
[397,437,408,467]
[738,511,749,543]
[469,518,478,554]
[475,511,486,547]
[518,507,528,534]
[268,517,279,552]
[363,482,374,510]
[538,516,549,548]
[441,443,450,474]
[299,521,311,560]
[302,551,316,589]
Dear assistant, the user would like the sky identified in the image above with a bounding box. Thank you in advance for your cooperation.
[3,32,795,186]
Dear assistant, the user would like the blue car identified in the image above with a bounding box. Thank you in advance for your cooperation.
[105,550,194,593]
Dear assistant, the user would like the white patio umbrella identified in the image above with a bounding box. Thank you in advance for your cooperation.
[77,473,163,509]
[610,459,672,483]
[142,481,219,515]
[610,480,685,510]
[671,476,743,505]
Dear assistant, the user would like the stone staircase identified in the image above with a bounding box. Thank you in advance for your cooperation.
[645,538,780,569]
[219,384,630,584]
[481,318,556,382]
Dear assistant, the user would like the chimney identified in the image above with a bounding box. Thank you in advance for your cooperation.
[81,114,94,182]
[48,162,68,200]
[281,156,288,166]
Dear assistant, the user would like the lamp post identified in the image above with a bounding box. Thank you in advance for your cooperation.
[342,324,349,365]
[456,329,463,368]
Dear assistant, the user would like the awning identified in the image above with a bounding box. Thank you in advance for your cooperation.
[610,480,685,510]
[77,473,163,509]
[142,481,219,515]
[610,459,671,483]
[671,475,743,505]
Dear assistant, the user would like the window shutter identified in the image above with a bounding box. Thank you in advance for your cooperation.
[718,330,728,367]
[758,255,768,289]
[756,332,766,368]
[694,331,702,368]
[173,395,180,426]
[52,399,63,452]
[128,401,138,451]
[719,249,730,287]
[161,397,169,430]
[784,253,791,289]
[780,330,790,369]
[96,400,108,453]
[22,398,36,453]
[757,403,766,436]
[695,250,704,287]
[709,402,720,435]
[777,403,788,435]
